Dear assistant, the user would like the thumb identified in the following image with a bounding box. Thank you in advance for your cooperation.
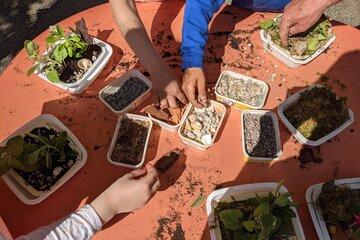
[279,16,292,46]
[197,75,207,105]
[126,168,147,179]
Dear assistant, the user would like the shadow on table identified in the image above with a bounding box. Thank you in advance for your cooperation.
[198,45,360,239]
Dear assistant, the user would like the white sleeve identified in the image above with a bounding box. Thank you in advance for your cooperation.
[16,205,102,240]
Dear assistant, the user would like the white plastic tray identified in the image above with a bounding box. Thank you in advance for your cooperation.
[260,27,335,68]
[99,69,152,116]
[215,70,269,110]
[306,177,360,240]
[178,100,226,150]
[107,113,153,169]
[206,182,306,240]
[241,110,282,162]
[278,85,354,146]
[36,38,113,94]
[0,114,87,205]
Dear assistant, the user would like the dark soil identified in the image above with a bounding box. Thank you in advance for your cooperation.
[298,147,323,168]
[58,44,102,83]
[155,149,183,173]
[15,127,78,192]
[155,211,184,240]
[103,76,149,111]
[243,113,278,158]
[111,117,149,165]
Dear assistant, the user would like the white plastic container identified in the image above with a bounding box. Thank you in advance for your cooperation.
[306,177,360,240]
[36,38,113,94]
[260,25,335,68]
[107,113,153,169]
[99,69,152,116]
[215,70,269,110]
[0,114,87,205]
[241,110,282,162]
[178,100,226,150]
[278,85,354,146]
[206,182,306,240]
[148,113,181,132]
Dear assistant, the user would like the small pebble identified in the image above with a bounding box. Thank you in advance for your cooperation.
[53,167,63,176]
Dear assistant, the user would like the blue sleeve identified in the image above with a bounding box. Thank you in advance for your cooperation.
[181,0,225,70]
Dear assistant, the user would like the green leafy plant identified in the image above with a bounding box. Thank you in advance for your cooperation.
[284,86,349,141]
[24,24,88,83]
[215,181,299,240]
[259,16,332,56]
[0,128,78,176]
[316,181,360,239]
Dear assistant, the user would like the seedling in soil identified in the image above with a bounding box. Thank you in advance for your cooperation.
[104,76,150,111]
[217,74,267,107]
[260,16,333,57]
[144,105,185,125]
[111,117,150,165]
[0,127,78,191]
[214,181,299,240]
[284,86,349,141]
[25,18,102,83]
[243,112,278,158]
[182,105,223,146]
[316,181,360,239]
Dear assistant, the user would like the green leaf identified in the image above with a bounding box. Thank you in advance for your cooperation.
[69,34,81,43]
[46,66,60,83]
[56,25,65,37]
[307,36,319,52]
[243,220,255,232]
[0,161,11,175]
[218,209,243,231]
[46,35,61,44]
[6,136,24,157]
[9,157,25,170]
[260,214,277,230]
[233,230,252,240]
[254,202,270,218]
[191,193,206,207]
[26,63,40,76]
[75,52,82,58]
[23,143,40,153]
[28,148,42,164]
[24,40,39,59]
[53,44,68,63]
[67,46,73,57]
[275,194,290,207]
[259,19,274,30]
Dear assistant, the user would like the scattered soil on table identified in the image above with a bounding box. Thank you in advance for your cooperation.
[58,44,102,83]
[155,211,185,240]
[111,117,149,165]
[103,76,149,111]
[298,147,323,169]
[243,113,278,158]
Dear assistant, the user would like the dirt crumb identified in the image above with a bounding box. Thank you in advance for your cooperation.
[298,147,323,169]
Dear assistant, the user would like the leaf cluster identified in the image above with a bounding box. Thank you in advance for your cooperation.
[316,181,360,239]
[0,128,78,176]
[259,16,332,56]
[215,181,299,240]
[24,24,88,83]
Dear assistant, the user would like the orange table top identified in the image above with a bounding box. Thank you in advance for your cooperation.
[0,1,359,239]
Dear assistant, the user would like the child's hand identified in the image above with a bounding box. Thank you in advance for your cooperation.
[91,165,160,223]
[182,67,208,108]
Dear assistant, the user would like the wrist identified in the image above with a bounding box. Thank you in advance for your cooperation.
[90,192,117,224]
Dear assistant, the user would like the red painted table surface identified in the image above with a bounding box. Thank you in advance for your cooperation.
[0,1,359,239]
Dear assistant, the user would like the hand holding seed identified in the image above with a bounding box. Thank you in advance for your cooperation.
[91,165,160,223]
[182,67,208,108]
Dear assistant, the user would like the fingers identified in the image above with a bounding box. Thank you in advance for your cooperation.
[167,95,179,108]
[151,179,161,194]
[160,98,170,109]
[186,84,204,108]
[176,91,189,105]
[141,166,159,187]
[279,15,292,46]
[197,74,208,107]
[126,168,147,179]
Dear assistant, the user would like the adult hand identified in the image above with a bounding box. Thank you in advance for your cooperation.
[152,68,188,109]
[91,165,160,223]
[280,0,337,46]
[182,67,208,108]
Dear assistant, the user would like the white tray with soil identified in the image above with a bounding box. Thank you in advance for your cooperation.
[241,110,282,162]
[259,16,335,68]
[278,85,354,146]
[178,100,226,150]
[25,19,112,94]
[206,182,306,240]
[99,69,152,116]
[215,70,269,110]
[0,114,87,205]
[107,114,153,169]
[306,178,360,240]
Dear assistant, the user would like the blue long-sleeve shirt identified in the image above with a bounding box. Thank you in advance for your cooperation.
[180,0,291,70]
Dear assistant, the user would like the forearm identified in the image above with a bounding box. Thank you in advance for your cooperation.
[109,0,167,74]
[16,205,102,240]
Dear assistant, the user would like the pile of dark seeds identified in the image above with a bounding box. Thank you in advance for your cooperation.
[104,76,149,111]
[243,113,277,158]
[111,117,149,165]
